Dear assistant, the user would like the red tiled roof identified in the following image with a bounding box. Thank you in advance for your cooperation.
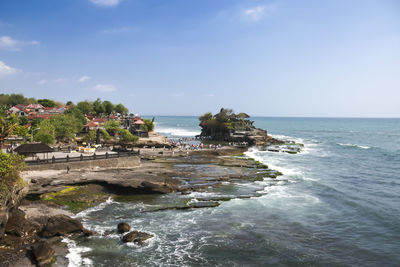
[93,118,106,123]
[133,119,145,125]
[84,121,100,127]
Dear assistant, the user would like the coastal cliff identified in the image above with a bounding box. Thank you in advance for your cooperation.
[0,183,29,239]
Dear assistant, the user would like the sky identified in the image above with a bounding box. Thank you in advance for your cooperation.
[0,0,399,117]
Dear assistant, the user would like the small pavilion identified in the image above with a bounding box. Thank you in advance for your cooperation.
[14,143,54,160]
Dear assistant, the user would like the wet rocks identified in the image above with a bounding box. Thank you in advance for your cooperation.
[32,240,55,266]
[41,214,94,237]
[117,222,131,233]
[122,231,153,245]
[189,201,220,208]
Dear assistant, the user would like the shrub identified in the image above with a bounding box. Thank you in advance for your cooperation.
[0,153,26,204]
[119,129,139,143]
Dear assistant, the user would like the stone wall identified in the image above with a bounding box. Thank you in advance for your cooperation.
[27,156,141,171]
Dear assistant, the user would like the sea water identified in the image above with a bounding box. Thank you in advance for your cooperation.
[68,117,400,266]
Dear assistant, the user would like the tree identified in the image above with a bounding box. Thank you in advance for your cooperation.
[29,118,44,130]
[115,104,129,115]
[50,115,81,142]
[38,99,56,107]
[8,94,28,106]
[66,101,74,106]
[142,119,154,132]
[101,129,112,140]
[65,106,86,126]
[0,93,37,107]
[11,125,30,140]
[18,116,29,126]
[199,112,213,122]
[104,120,120,134]
[76,101,94,115]
[83,130,97,143]
[0,114,19,145]
[119,129,138,143]
[103,101,114,115]
[93,98,105,115]
[34,120,55,145]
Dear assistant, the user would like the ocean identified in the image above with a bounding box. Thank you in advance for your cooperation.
[67,116,400,266]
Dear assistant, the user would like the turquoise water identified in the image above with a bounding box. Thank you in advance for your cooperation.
[70,117,400,266]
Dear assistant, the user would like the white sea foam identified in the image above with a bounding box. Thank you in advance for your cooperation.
[245,148,318,183]
[338,143,370,149]
[62,238,92,267]
[258,186,321,205]
[74,197,115,220]
[269,134,305,144]
[156,127,200,137]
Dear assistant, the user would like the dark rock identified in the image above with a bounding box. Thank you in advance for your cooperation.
[41,215,89,237]
[117,222,131,233]
[103,230,115,236]
[83,229,98,236]
[32,240,55,267]
[122,231,153,245]
[5,209,41,238]
[196,196,232,202]
[189,201,220,208]
[5,209,26,237]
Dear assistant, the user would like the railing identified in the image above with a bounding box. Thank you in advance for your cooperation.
[25,150,140,166]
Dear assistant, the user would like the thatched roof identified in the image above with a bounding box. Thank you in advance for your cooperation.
[14,143,54,155]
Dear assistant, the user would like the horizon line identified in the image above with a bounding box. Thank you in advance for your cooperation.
[142,115,400,119]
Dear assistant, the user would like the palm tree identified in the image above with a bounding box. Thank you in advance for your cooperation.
[0,115,19,145]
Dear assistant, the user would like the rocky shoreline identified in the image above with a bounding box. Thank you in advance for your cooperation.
[0,143,293,266]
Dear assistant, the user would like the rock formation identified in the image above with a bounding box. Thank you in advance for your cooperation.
[198,108,269,146]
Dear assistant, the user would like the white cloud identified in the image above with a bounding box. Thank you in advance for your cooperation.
[38,79,47,85]
[243,6,267,21]
[78,75,91,82]
[89,0,120,7]
[0,35,39,51]
[0,61,18,78]
[243,3,278,21]
[93,84,117,92]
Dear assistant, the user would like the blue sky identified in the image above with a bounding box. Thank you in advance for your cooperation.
[0,0,399,117]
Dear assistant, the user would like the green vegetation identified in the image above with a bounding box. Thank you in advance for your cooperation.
[75,98,128,116]
[115,103,129,115]
[37,99,56,107]
[50,115,82,142]
[119,129,139,143]
[199,108,254,139]
[0,93,36,107]
[140,118,155,132]
[83,130,97,143]
[0,153,26,204]
[40,185,109,213]
[0,114,19,144]
[34,120,55,144]
[0,94,134,145]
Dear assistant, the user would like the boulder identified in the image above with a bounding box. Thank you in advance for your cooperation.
[5,208,41,238]
[32,240,55,267]
[41,214,93,237]
[117,222,131,233]
[122,231,153,245]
